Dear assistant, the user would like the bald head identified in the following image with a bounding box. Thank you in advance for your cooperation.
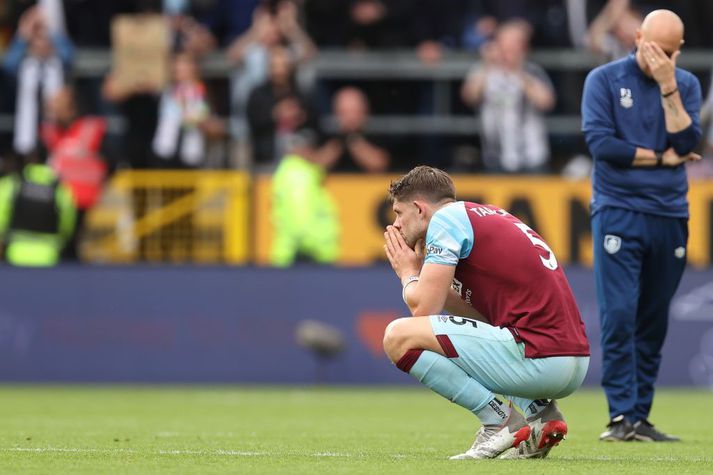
[637,9,684,55]
[333,87,369,133]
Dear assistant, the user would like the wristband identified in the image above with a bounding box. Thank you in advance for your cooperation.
[401,275,420,304]
[655,150,664,167]
[662,87,678,98]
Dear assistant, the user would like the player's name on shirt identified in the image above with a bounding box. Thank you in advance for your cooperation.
[470,205,506,218]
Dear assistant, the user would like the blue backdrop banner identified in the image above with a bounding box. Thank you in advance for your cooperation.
[0,266,711,387]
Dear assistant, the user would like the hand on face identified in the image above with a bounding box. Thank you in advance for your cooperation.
[641,41,679,87]
[384,225,423,281]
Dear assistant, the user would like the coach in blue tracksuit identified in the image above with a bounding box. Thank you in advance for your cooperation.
[582,9,701,442]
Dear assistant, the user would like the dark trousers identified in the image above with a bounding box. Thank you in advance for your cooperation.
[592,207,687,422]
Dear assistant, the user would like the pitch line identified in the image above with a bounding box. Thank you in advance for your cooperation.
[1,447,356,458]
[4,449,711,463]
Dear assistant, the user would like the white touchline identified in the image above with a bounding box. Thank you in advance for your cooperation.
[1,447,356,458]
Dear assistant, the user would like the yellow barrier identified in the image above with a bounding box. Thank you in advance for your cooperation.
[255,174,713,267]
[82,171,250,264]
[83,171,712,266]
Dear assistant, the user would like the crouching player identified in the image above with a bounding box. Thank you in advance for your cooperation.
[383,166,590,459]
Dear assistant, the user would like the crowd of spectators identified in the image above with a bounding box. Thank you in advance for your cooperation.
[0,0,712,263]
[1,0,712,172]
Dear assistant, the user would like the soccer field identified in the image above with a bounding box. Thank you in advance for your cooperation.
[0,386,710,474]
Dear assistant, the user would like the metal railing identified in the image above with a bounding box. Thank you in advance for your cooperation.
[67,48,713,77]
[1,48,711,136]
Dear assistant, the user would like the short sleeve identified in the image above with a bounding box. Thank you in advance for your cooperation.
[424,202,474,266]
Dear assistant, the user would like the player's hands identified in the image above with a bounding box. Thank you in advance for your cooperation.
[662,147,701,166]
[384,225,423,281]
[641,41,679,92]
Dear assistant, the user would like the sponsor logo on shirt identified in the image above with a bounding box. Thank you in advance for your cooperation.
[620,88,633,108]
[604,234,622,254]
[427,244,443,255]
[452,278,463,296]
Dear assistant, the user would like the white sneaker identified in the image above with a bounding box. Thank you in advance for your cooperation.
[450,405,530,460]
[499,400,567,459]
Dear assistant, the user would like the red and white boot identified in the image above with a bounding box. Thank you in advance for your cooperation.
[499,400,567,459]
[450,404,532,460]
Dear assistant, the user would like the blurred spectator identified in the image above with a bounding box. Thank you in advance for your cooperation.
[193,0,261,47]
[156,0,219,59]
[328,87,390,173]
[270,98,340,267]
[41,86,108,259]
[102,75,159,169]
[408,0,467,64]
[3,5,73,156]
[304,0,349,47]
[586,0,642,61]
[63,0,215,53]
[0,151,76,266]
[461,10,498,52]
[461,20,555,173]
[305,0,482,51]
[472,0,531,22]
[170,14,217,58]
[272,94,322,170]
[63,0,118,47]
[344,0,402,49]
[102,1,196,169]
[227,1,316,140]
[247,44,314,167]
[102,4,165,170]
[527,0,572,47]
[152,52,224,169]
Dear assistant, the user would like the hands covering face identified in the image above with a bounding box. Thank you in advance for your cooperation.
[641,41,679,87]
[384,225,424,281]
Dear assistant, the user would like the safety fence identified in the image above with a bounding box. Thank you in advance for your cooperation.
[82,170,713,266]
[82,171,249,264]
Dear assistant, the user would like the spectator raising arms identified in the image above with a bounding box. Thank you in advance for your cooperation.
[227,1,316,144]
[586,0,642,62]
[3,5,73,156]
[461,20,555,173]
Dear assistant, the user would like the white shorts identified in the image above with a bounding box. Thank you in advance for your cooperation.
[429,315,589,400]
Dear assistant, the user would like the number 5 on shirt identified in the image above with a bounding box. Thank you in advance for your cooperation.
[513,222,559,271]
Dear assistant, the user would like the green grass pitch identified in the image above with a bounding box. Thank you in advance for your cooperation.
[0,386,711,474]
